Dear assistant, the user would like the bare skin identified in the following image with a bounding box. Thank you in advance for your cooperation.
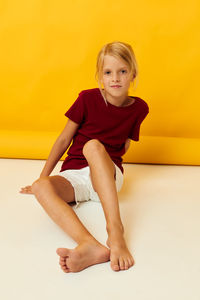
[20,139,134,272]
[20,52,137,272]
[82,139,134,271]
[57,242,110,273]
[21,182,133,272]
[55,139,134,272]
[20,50,139,273]
[20,175,110,273]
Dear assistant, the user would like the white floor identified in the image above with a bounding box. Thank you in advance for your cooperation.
[0,158,200,300]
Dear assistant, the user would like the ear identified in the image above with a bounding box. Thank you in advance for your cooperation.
[130,71,135,82]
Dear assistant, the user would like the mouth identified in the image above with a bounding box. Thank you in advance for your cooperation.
[111,85,121,88]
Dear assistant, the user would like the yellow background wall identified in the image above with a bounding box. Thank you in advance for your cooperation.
[0,0,200,165]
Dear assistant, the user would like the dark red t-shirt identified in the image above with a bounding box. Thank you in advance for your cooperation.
[60,88,149,174]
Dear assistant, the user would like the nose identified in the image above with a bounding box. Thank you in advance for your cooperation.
[112,72,120,82]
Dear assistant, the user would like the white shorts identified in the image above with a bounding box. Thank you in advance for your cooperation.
[58,163,124,207]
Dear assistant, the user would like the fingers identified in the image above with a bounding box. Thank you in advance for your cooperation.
[19,185,33,194]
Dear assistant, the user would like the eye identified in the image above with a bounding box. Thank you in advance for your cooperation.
[121,69,127,74]
[104,71,111,75]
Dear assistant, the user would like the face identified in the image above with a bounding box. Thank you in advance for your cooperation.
[100,55,133,103]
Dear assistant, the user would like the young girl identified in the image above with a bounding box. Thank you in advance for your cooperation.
[20,41,149,273]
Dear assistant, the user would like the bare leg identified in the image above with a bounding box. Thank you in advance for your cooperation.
[31,176,110,272]
[83,139,134,271]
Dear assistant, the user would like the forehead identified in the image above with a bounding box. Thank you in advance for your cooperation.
[103,55,129,69]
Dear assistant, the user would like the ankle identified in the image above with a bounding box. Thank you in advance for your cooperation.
[76,234,98,245]
[78,235,99,246]
[106,222,124,236]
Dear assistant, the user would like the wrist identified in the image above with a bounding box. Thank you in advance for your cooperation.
[39,172,50,178]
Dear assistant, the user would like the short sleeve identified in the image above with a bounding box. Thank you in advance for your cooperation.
[65,91,85,124]
[129,105,149,141]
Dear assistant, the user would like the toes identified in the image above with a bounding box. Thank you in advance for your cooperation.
[119,258,131,270]
[58,251,71,273]
[112,264,120,271]
[122,257,134,270]
[61,267,70,273]
[62,265,70,273]
[111,258,120,271]
[56,248,70,257]
[119,257,125,270]
[59,257,66,266]
[59,258,70,273]
[111,256,134,271]
[128,257,135,267]
[124,259,130,270]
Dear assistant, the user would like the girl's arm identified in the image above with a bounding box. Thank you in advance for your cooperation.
[20,119,79,194]
[39,119,79,177]
[42,136,131,176]
[124,138,131,154]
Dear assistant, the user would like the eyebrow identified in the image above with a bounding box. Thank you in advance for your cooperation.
[103,66,128,70]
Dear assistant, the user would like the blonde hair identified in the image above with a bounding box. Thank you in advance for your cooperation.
[95,41,139,104]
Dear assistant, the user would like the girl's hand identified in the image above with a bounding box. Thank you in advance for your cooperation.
[19,185,33,194]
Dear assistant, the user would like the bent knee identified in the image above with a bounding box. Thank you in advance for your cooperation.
[83,139,105,157]
[31,176,50,194]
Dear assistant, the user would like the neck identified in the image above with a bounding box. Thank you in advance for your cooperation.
[103,90,130,107]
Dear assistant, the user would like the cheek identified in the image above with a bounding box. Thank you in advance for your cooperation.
[102,77,108,85]
[124,76,132,84]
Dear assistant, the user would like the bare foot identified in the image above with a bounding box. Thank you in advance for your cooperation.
[107,230,134,272]
[56,241,110,273]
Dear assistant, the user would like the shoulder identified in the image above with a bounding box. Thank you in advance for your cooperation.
[77,88,101,108]
[134,96,149,114]
[78,88,100,98]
